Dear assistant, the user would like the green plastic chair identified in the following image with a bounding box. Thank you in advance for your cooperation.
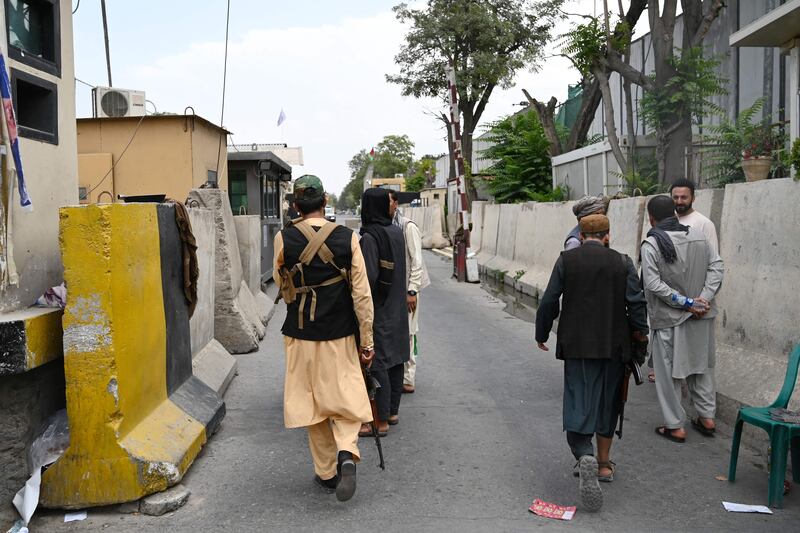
[728,344,800,508]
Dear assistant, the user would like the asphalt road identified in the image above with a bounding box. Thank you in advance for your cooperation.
[34,251,800,531]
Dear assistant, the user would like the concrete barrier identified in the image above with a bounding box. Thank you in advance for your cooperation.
[516,201,576,298]
[0,308,63,375]
[713,179,800,421]
[469,201,486,253]
[188,189,262,353]
[234,215,272,326]
[476,204,500,268]
[483,204,522,284]
[404,205,448,249]
[446,212,458,242]
[188,207,237,396]
[607,196,646,260]
[42,203,224,508]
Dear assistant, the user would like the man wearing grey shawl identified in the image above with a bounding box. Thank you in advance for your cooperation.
[565,195,609,250]
[641,195,724,444]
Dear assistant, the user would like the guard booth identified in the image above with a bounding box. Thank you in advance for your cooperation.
[227,151,292,281]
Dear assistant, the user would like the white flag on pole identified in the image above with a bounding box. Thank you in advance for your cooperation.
[277,108,286,126]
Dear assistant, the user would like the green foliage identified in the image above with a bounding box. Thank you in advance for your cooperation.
[791,138,800,180]
[374,134,415,178]
[480,110,563,203]
[339,134,417,209]
[639,47,727,133]
[559,16,631,78]
[406,156,436,192]
[704,98,788,186]
[610,151,664,196]
[387,0,562,100]
[327,193,338,208]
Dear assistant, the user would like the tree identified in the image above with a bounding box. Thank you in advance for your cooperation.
[339,134,417,209]
[387,0,562,201]
[529,0,726,183]
[481,110,564,203]
[327,193,338,208]
[374,134,415,178]
[406,156,437,192]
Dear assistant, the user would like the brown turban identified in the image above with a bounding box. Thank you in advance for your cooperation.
[579,214,610,234]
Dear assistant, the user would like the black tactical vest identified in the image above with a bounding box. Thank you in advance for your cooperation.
[280,223,358,341]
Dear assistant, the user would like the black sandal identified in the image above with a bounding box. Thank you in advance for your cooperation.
[655,426,685,443]
[691,417,716,437]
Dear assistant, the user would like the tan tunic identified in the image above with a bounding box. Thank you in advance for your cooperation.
[273,218,374,428]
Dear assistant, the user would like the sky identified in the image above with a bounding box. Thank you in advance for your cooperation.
[72,0,620,195]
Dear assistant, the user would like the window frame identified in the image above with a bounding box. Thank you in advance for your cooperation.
[10,66,58,144]
[4,0,61,77]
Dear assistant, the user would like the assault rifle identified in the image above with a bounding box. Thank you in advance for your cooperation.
[616,334,647,439]
[362,365,386,470]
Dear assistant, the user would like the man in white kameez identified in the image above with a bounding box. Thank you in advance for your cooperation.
[641,195,724,443]
[389,191,430,396]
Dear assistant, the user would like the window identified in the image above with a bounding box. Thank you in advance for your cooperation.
[11,67,57,144]
[228,169,247,215]
[206,169,218,187]
[263,177,279,219]
[5,0,60,77]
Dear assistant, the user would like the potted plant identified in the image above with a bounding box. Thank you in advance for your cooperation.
[740,123,780,182]
[706,98,788,185]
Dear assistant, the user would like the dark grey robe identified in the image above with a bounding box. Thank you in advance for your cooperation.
[360,225,409,371]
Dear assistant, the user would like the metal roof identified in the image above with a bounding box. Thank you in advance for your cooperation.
[227,150,292,174]
[77,113,232,134]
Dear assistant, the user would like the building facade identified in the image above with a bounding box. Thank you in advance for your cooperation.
[77,114,229,204]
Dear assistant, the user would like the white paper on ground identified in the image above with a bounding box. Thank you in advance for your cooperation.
[11,468,41,525]
[64,511,87,522]
[722,501,773,514]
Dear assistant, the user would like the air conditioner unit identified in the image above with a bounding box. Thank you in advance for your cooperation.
[92,87,146,118]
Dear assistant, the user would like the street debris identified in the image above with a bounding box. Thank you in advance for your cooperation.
[140,484,191,516]
[529,499,576,520]
[722,501,773,514]
[64,511,87,522]
[13,409,70,525]
[714,474,728,481]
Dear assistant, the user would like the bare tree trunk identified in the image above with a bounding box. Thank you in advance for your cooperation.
[594,67,628,174]
[523,91,563,155]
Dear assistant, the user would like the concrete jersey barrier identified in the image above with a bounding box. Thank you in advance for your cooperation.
[42,203,224,508]
[483,204,523,284]
[188,189,263,353]
[476,204,501,267]
[469,201,486,253]
[188,207,237,396]
[516,201,576,298]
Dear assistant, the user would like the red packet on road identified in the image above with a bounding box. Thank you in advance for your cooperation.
[529,499,576,520]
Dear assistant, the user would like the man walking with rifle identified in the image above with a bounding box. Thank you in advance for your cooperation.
[535,214,648,512]
[273,175,376,502]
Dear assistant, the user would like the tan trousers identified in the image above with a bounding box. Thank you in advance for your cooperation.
[306,417,362,479]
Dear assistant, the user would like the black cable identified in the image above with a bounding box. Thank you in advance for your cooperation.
[74,77,95,88]
[87,113,147,196]
[72,0,80,14]
[214,0,231,180]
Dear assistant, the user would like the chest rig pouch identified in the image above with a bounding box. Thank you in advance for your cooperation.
[275,219,351,329]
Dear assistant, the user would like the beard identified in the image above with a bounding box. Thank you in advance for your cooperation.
[675,202,692,215]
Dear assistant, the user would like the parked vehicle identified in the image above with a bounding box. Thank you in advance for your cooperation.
[324,206,336,222]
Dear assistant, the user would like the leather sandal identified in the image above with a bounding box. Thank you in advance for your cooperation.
[597,460,616,483]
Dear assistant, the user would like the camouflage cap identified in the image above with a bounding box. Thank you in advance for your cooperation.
[294,174,325,200]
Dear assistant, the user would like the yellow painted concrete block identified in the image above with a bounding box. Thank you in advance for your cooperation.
[40,204,207,508]
[0,307,63,375]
